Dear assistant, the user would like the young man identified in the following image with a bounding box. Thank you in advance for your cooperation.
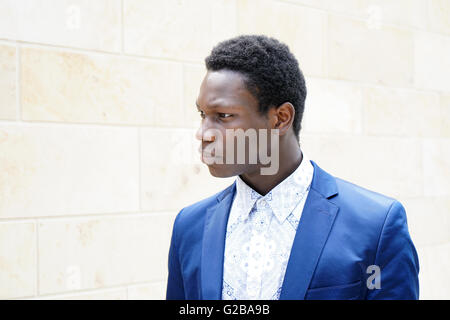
[166,35,419,300]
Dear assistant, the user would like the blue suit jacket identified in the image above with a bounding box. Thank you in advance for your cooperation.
[166,160,419,300]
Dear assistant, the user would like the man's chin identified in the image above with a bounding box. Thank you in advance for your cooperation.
[205,163,237,178]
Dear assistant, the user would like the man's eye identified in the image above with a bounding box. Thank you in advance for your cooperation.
[218,113,233,119]
[198,110,205,118]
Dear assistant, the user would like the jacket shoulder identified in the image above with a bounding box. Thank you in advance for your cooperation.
[331,176,403,231]
[334,177,397,210]
[174,182,235,230]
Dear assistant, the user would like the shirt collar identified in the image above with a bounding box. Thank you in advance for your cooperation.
[233,152,314,224]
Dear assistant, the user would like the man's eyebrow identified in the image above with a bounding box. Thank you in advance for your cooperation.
[196,101,241,110]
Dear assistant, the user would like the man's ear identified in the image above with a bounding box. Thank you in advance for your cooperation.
[268,102,295,136]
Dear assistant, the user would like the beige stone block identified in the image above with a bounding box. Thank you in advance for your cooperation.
[0,124,139,218]
[0,0,121,52]
[128,281,166,300]
[441,95,450,137]
[284,0,428,29]
[38,213,176,295]
[328,15,414,86]
[183,64,206,129]
[0,1,18,40]
[428,0,450,35]
[301,134,423,198]
[357,0,427,29]
[211,0,238,45]
[279,0,359,11]
[124,0,236,62]
[416,243,450,299]
[237,0,326,77]
[414,32,450,92]
[21,47,183,126]
[422,138,450,197]
[140,128,234,212]
[0,44,16,120]
[400,196,450,247]
[0,222,36,299]
[363,0,428,29]
[302,78,363,134]
[363,86,441,137]
[32,288,127,300]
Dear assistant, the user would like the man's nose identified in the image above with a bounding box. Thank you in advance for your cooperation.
[195,121,216,142]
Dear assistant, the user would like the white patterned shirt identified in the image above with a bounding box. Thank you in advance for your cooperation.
[222,153,314,300]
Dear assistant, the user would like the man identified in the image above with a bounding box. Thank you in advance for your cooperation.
[166,35,419,300]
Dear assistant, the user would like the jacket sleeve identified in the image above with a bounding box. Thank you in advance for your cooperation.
[166,211,186,300]
[366,200,420,300]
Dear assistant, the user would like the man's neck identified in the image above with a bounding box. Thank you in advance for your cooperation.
[239,138,303,196]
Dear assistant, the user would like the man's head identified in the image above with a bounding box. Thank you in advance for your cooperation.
[195,35,307,178]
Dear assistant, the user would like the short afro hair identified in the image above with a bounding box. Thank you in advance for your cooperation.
[205,35,307,139]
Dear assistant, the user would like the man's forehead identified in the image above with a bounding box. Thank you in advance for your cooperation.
[198,70,256,107]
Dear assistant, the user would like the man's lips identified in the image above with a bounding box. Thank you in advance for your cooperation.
[198,145,219,164]
[198,145,215,157]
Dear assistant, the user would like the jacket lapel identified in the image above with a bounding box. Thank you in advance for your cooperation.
[279,160,339,299]
[201,182,236,300]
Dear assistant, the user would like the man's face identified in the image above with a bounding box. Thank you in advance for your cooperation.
[195,70,273,178]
